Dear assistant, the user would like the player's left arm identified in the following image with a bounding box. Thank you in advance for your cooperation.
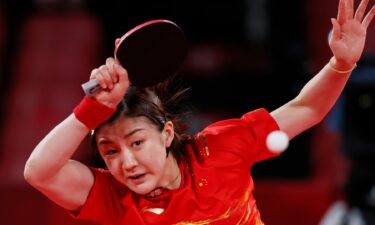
[271,0,374,139]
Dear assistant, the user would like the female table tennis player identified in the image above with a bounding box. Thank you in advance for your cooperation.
[24,0,374,224]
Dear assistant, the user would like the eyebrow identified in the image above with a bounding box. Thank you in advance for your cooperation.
[97,128,144,145]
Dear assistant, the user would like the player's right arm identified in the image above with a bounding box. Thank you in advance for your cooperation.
[24,57,129,211]
[24,115,94,211]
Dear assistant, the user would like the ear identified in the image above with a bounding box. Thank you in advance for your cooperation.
[163,121,175,148]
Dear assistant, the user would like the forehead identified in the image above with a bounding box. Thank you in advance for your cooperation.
[96,116,157,137]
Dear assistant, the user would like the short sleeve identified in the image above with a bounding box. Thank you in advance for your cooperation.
[240,108,280,162]
[69,168,126,223]
[199,108,280,167]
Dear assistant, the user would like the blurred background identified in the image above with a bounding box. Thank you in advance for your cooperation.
[0,0,374,225]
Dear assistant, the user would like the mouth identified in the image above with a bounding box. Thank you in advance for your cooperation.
[128,173,147,184]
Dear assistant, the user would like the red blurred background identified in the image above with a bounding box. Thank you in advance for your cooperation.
[0,0,374,225]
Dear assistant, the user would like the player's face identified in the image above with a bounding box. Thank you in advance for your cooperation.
[95,116,179,195]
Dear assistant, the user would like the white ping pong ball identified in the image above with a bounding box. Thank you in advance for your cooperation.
[266,130,289,153]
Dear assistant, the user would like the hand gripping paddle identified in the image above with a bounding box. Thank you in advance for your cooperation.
[82,19,188,96]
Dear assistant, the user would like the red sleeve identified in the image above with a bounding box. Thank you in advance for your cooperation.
[240,108,281,162]
[68,168,126,223]
[199,108,280,167]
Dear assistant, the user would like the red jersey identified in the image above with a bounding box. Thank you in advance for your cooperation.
[72,108,280,225]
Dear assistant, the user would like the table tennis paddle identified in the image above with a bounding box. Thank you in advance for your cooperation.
[82,19,188,96]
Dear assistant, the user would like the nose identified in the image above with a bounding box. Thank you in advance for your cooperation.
[122,149,138,171]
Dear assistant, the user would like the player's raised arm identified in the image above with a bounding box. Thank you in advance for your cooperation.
[24,58,129,211]
[271,0,374,139]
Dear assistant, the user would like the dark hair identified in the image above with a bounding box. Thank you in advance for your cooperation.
[90,77,192,167]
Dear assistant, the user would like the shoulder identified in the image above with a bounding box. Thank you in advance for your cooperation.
[201,108,278,139]
[192,108,280,164]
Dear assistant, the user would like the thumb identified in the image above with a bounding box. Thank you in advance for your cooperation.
[114,63,130,86]
[330,18,341,43]
[114,63,127,77]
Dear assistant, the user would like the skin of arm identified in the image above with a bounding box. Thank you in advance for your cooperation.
[24,114,94,211]
[271,0,374,139]
[24,58,129,211]
[271,61,351,139]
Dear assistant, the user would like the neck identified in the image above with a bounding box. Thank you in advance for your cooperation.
[162,155,181,190]
[144,156,181,199]
[165,169,181,190]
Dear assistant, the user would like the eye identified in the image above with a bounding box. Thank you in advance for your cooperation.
[104,149,118,156]
[131,140,143,148]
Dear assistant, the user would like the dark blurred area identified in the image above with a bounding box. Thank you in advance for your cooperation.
[0,0,374,225]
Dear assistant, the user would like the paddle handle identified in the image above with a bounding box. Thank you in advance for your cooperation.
[81,79,101,96]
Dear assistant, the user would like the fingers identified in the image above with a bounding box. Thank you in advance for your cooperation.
[337,0,347,24]
[92,66,112,89]
[106,57,118,83]
[336,0,373,27]
[114,61,130,86]
[362,5,375,28]
[346,0,354,20]
[354,0,369,22]
[90,57,119,90]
